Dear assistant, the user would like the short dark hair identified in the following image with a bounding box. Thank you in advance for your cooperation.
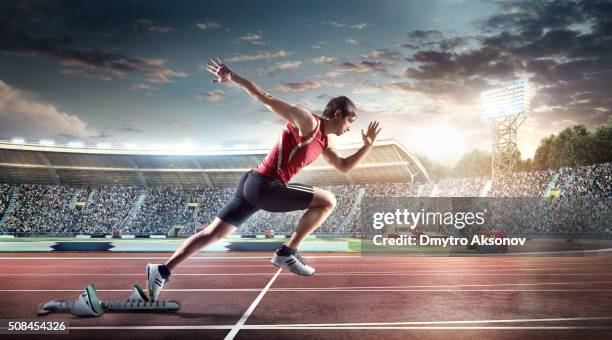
[322,96,355,119]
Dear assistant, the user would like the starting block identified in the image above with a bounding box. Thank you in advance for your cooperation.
[38,283,180,317]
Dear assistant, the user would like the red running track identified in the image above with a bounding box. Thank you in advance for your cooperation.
[1,252,612,340]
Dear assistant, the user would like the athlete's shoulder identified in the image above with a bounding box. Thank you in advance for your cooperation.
[286,113,321,137]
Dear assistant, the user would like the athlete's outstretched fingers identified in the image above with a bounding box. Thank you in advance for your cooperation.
[206,65,217,75]
[208,61,220,71]
[206,65,218,75]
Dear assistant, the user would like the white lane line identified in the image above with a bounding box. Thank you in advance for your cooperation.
[3,289,612,293]
[224,268,282,340]
[2,280,612,292]
[268,289,612,292]
[1,255,610,260]
[69,326,612,330]
[70,325,233,330]
[6,266,612,273]
[245,316,612,327]
[64,316,612,331]
[243,326,612,330]
[1,273,274,276]
[2,263,612,269]
[0,289,262,292]
[275,280,612,290]
[0,264,275,268]
[0,255,362,260]
[5,272,612,276]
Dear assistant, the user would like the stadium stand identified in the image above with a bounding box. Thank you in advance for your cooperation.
[0,141,609,237]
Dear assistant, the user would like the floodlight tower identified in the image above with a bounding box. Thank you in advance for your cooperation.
[480,80,530,180]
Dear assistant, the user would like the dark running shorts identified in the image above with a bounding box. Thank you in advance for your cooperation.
[216,170,314,227]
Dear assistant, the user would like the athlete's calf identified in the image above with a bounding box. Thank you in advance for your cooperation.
[287,187,336,249]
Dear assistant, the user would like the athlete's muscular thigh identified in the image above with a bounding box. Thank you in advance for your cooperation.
[309,187,337,209]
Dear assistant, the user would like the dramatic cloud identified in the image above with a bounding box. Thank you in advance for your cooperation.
[198,89,227,103]
[239,31,264,45]
[402,30,473,51]
[403,1,612,115]
[394,0,612,159]
[145,69,189,84]
[130,83,158,91]
[344,38,359,45]
[0,2,186,84]
[276,81,321,92]
[258,60,303,76]
[328,21,370,30]
[326,60,389,78]
[361,49,402,60]
[133,19,174,33]
[311,56,337,64]
[0,79,94,142]
[225,50,293,62]
[195,20,222,31]
[311,41,330,49]
[320,80,348,88]
[60,68,113,81]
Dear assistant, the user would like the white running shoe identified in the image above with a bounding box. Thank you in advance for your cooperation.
[146,263,168,301]
[271,251,315,276]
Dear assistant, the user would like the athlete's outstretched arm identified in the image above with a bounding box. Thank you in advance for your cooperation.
[206,57,316,135]
[323,121,381,173]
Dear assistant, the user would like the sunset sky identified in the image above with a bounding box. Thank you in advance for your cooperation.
[1,0,610,165]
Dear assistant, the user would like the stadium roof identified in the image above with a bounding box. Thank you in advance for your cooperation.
[0,139,430,186]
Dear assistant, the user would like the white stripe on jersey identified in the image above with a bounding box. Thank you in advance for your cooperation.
[287,120,320,163]
[276,126,291,174]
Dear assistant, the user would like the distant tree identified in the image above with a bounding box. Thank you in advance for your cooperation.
[415,154,449,181]
[531,117,612,170]
[517,157,533,172]
[534,135,554,170]
[452,149,492,177]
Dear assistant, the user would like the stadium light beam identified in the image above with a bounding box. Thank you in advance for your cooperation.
[480,80,529,120]
[11,138,25,144]
[39,139,55,146]
[480,80,529,180]
[68,141,84,148]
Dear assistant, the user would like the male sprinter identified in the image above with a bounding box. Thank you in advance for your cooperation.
[146,57,381,300]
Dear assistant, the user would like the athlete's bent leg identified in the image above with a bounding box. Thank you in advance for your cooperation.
[147,218,236,300]
[165,218,236,271]
[286,187,336,249]
[148,171,257,300]
[271,187,335,275]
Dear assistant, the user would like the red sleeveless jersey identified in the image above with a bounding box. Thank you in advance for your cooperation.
[255,115,328,183]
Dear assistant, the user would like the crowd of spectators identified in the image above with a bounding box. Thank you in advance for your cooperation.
[130,187,183,234]
[437,177,487,197]
[2,184,73,234]
[72,186,139,234]
[0,163,609,236]
[0,184,12,216]
[489,170,554,197]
